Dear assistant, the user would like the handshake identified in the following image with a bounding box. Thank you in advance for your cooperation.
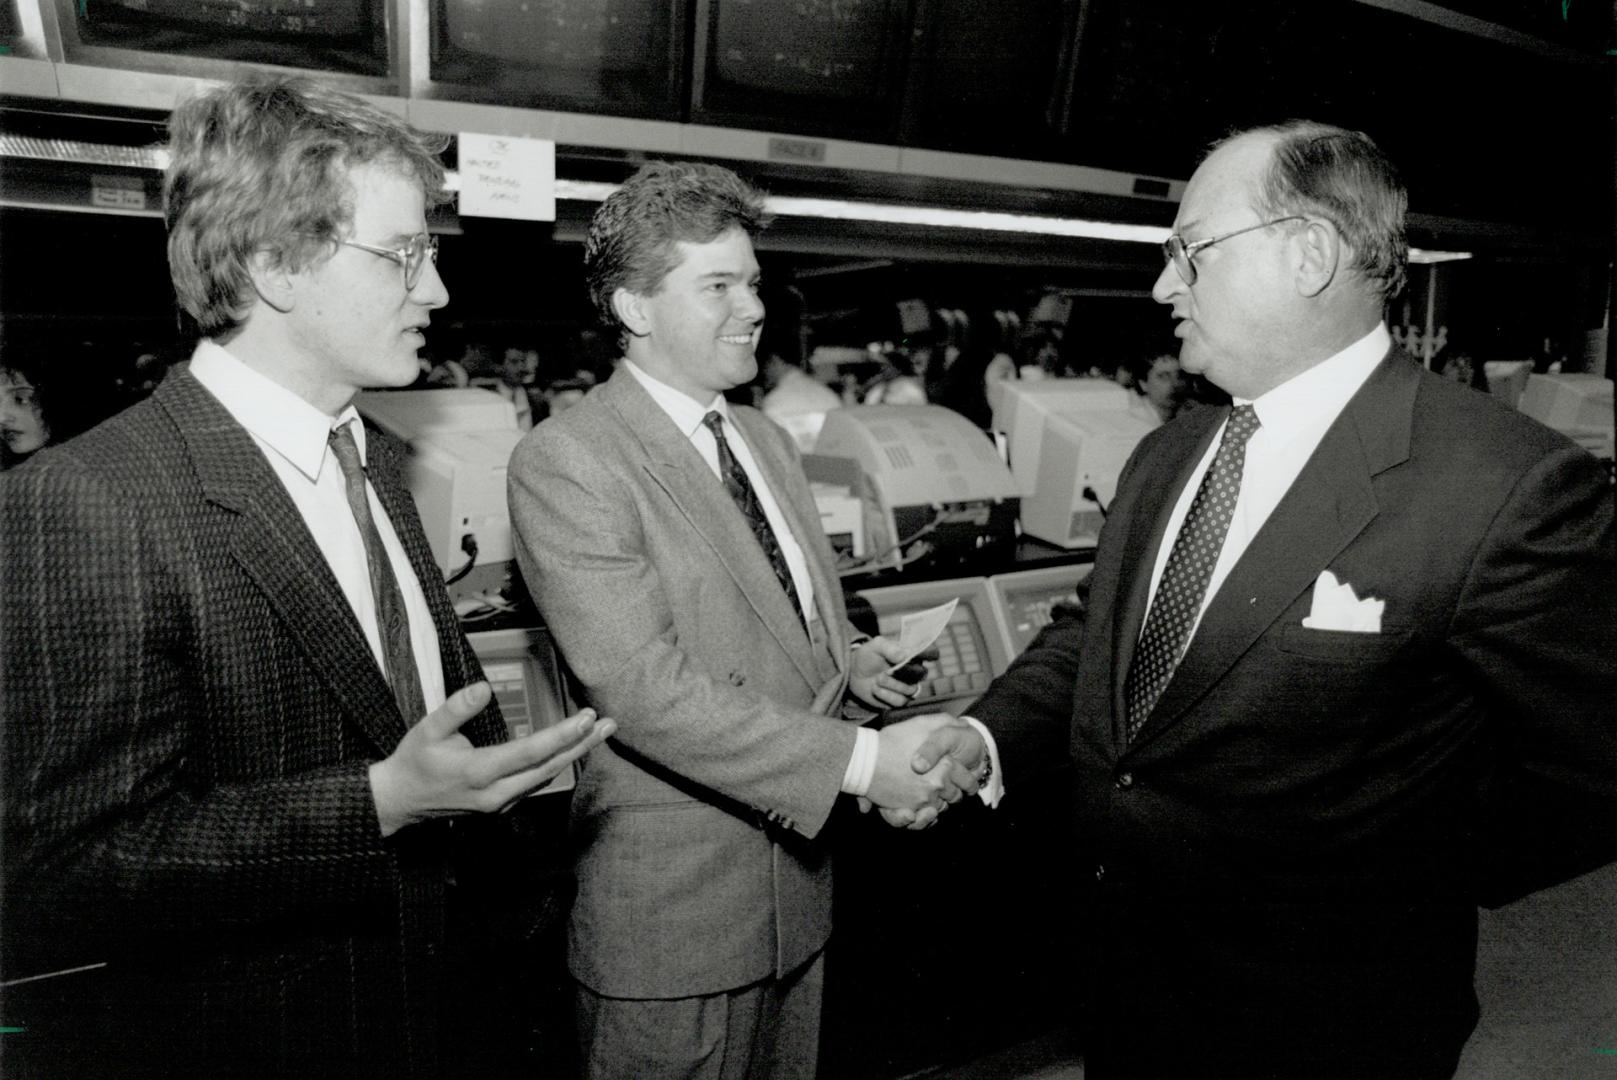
[861,712,990,831]
[845,635,992,830]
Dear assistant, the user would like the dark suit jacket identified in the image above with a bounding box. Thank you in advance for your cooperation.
[508,367,860,999]
[973,349,1616,1079]
[1,367,563,1080]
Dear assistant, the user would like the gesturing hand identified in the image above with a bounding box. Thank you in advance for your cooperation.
[369,682,616,837]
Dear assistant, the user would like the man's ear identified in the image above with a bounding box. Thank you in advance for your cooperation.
[247,249,296,314]
[1294,219,1340,298]
[612,287,651,338]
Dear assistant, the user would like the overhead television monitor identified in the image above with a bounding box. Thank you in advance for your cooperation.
[67,0,389,74]
[428,0,685,118]
[991,377,1156,549]
[1517,373,1614,460]
[900,0,1078,160]
[689,0,911,141]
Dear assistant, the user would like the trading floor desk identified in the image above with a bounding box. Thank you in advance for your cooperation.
[824,540,1095,1079]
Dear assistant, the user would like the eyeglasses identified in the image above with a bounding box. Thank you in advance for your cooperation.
[1162,216,1306,286]
[340,233,439,290]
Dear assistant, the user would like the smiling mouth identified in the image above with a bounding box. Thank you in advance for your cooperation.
[719,334,754,345]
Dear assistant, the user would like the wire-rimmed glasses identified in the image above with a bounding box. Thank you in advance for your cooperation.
[1162,216,1306,285]
[340,233,439,290]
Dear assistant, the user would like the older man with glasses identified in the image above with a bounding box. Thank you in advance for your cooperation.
[915,119,1615,1079]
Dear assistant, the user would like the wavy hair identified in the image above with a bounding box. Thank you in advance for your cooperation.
[584,161,767,340]
[1216,120,1408,301]
[164,74,449,338]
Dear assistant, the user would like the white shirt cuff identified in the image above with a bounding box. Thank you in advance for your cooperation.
[959,716,1005,809]
[840,724,879,797]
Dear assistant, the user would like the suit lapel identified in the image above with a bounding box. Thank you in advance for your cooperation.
[159,369,408,756]
[1129,350,1419,747]
[601,372,821,687]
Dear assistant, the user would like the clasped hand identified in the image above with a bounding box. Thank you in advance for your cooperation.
[369,681,615,837]
[860,712,987,831]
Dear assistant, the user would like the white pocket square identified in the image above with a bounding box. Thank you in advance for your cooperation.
[1301,570,1384,633]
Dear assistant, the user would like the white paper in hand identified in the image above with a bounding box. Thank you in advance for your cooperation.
[890,599,958,669]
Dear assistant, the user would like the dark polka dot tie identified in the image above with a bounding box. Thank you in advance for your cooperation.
[703,411,806,629]
[1123,404,1261,740]
[329,421,427,726]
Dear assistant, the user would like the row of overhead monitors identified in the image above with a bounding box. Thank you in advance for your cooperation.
[4,0,1610,223]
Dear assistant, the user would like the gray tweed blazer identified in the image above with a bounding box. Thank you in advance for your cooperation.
[1,365,557,1079]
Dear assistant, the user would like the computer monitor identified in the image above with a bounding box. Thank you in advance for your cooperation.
[73,0,389,73]
[1517,373,1614,459]
[465,626,577,795]
[987,562,1094,656]
[851,577,1011,717]
[355,388,524,602]
[428,0,685,117]
[812,405,1021,574]
[688,0,909,140]
[991,377,1157,548]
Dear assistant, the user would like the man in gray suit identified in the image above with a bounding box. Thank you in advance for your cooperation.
[508,161,988,1078]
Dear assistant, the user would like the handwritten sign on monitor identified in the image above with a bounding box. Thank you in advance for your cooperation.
[457,132,556,222]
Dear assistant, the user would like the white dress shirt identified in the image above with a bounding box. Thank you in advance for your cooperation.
[970,324,1390,808]
[622,361,817,625]
[1142,323,1390,644]
[189,341,447,716]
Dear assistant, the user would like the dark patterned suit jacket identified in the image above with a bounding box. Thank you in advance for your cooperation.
[1,366,563,1079]
[972,349,1617,1079]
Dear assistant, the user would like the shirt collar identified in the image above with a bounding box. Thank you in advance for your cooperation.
[622,359,729,438]
[1243,323,1390,445]
[188,340,359,482]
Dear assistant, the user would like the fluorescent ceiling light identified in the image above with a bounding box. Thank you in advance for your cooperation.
[457,174,1170,243]
[1409,248,1473,264]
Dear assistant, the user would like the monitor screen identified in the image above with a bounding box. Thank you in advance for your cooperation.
[988,563,1094,656]
[1517,373,1614,459]
[853,577,1011,716]
[991,377,1156,548]
[78,0,388,74]
[430,0,684,118]
[690,0,909,139]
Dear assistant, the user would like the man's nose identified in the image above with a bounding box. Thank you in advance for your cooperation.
[1151,260,1183,305]
[734,284,764,322]
[412,256,450,310]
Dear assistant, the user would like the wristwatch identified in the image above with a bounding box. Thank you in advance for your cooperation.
[975,752,993,790]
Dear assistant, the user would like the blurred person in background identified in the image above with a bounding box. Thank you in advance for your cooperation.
[1127,348,1190,425]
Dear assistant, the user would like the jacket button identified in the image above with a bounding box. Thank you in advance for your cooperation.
[1115,771,1134,790]
[729,670,745,686]
[1095,864,1106,882]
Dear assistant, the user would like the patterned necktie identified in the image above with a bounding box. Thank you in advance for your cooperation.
[1123,404,1261,740]
[702,411,806,628]
[328,422,427,726]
